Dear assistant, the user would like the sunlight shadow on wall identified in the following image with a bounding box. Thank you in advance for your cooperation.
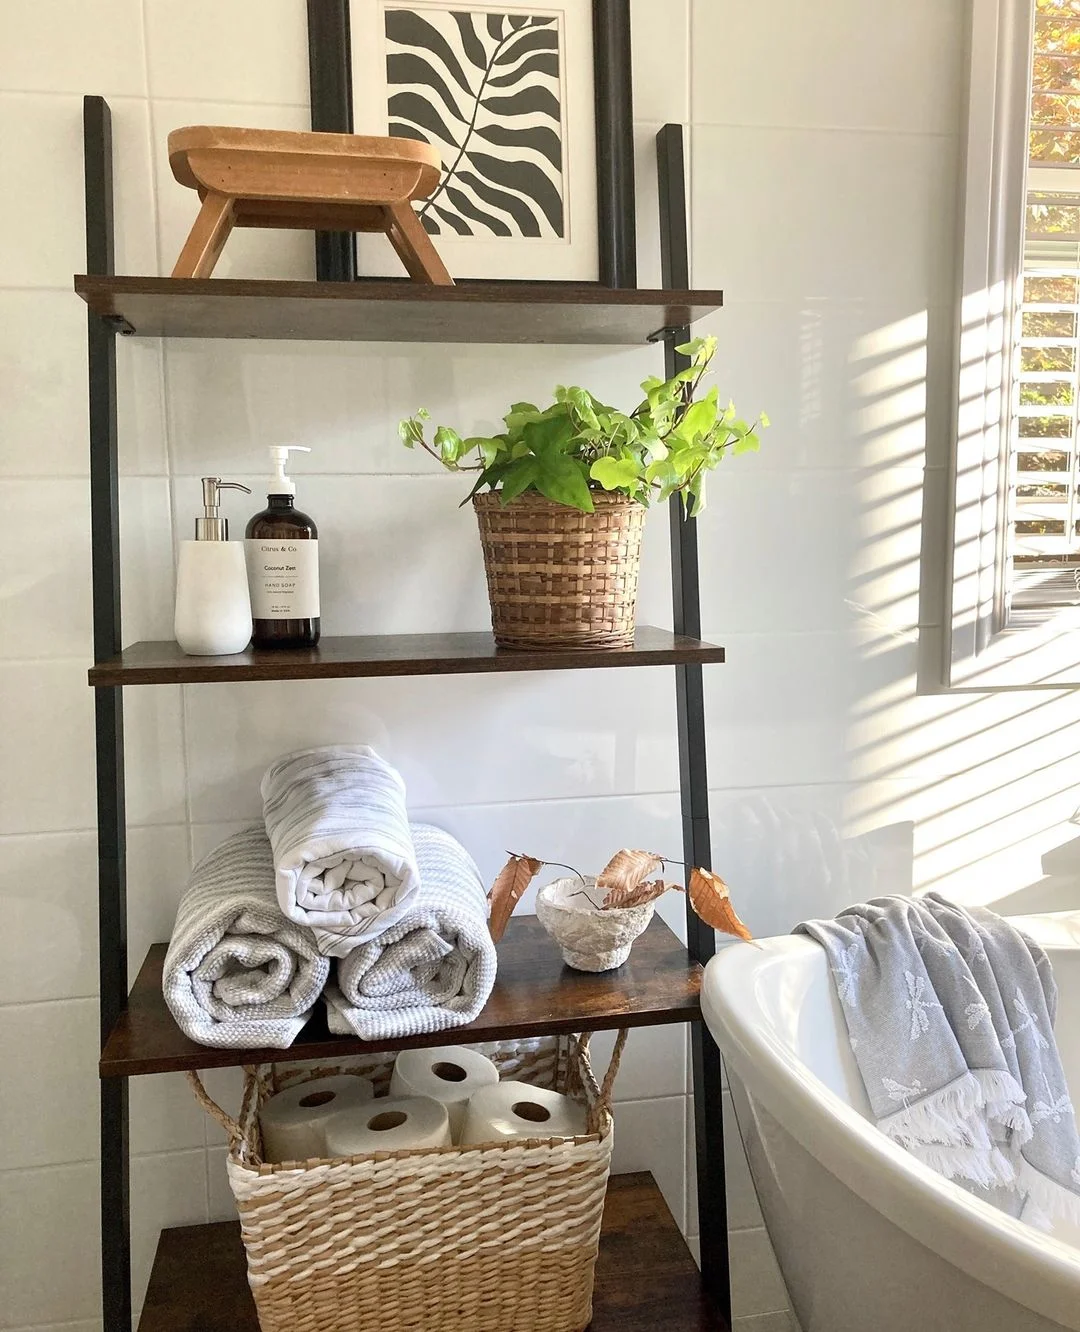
[844,303,1080,910]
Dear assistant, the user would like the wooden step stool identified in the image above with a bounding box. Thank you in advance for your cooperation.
[167,126,453,284]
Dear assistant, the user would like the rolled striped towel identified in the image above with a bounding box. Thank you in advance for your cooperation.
[261,745,421,957]
[162,827,329,1049]
[324,824,497,1042]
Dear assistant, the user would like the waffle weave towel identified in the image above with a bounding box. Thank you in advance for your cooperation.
[324,824,497,1042]
[162,827,329,1049]
[261,745,421,958]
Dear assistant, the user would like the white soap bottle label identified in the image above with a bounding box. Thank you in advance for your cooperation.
[246,540,320,619]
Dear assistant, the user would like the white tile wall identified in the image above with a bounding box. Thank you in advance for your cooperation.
[690,0,964,135]
[0,0,147,98]
[6,0,1063,1328]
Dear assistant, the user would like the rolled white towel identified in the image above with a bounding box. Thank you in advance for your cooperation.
[324,824,497,1042]
[162,827,329,1049]
[261,745,421,957]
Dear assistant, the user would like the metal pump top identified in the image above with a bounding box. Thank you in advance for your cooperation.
[195,477,251,540]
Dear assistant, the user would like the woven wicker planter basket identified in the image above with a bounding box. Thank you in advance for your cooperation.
[188,1031,625,1332]
[473,490,645,649]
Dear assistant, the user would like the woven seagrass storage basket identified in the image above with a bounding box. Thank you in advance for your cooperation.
[187,1031,626,1332]
[473,490,645,649]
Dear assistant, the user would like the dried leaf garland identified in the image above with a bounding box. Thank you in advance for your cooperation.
[486,847,752,946]
[602,877,679,911]
[688,867,753,941]
[487,853,543,942]
[596,849,665,902]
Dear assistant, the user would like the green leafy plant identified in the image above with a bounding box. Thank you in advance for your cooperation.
[398,335,768,515]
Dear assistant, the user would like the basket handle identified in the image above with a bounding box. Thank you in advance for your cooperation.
[581,1027,628,1133]
[185,1066,261,1150]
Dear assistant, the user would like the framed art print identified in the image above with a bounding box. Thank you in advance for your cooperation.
[307,0,636,285]
[350,0,596,280]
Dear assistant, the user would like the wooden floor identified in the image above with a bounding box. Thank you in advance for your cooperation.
[137,1172,726,1331]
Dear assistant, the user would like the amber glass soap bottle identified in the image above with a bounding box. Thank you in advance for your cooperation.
[245,446,320,648]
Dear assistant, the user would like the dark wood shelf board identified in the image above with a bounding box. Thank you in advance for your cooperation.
[74,275,724,344]
[137,1172,725,1332]
[88,626,725,687]
[101,914,703,1078]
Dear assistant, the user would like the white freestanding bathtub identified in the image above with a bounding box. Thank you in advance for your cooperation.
[702,912,1080,1332]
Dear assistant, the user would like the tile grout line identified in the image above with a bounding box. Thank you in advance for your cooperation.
[0,1145,211,1177]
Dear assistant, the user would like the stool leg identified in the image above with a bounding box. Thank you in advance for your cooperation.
[172,191,236,279]
[384,202,454,285]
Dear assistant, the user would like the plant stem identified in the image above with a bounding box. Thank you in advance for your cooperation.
[541,859,587,886]
[417,437,483,472]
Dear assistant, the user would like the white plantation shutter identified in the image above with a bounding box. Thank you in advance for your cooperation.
[1011,238,1080,612]
[1008,6,1080,614]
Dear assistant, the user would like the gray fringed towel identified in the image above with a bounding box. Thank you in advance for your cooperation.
[797,894,1080,1228]
[324,824,497,1042]
[163,827,330,1049]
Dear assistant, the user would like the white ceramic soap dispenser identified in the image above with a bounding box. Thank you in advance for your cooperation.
[174,477,253,655]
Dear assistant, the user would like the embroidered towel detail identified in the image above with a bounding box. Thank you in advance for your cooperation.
[797,894,1080,1230]
[324,824,497,1042]
[261,745,421,957]
[162,827,329,1049]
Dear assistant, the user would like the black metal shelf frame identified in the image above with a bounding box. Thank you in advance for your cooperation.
[83,98,730,1331]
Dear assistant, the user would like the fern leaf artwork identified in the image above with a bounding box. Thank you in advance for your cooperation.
[384,6,565,239]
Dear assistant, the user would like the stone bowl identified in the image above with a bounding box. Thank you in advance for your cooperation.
[535,876,655,972]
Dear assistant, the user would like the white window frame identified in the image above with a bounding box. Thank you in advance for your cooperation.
[945,0,1080,687]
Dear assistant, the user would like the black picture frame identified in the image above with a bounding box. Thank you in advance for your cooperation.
[305,0,636,287]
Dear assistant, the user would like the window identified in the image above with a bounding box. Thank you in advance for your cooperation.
[1013,6,1080,613]
[946,0,1080,685]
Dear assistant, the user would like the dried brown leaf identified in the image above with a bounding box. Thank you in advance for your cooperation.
[487,853,543,943]
[688,867,753,941]
[602,878,678,910]
[596,849,664,901]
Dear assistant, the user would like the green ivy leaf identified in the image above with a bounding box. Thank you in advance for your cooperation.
[504,409,542,436]
[465,436,507,467]
[590,456,642,491]
[398,414,427,447]
[523,411,575,458]
[534,454,594,511]
[461,459,507,506]
[434,425,464,464]
[679,386,719,441]
[499,457,540,504]
[644,457,681,502]
[562,386,600,428]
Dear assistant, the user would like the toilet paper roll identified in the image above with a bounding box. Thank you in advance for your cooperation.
[389,1045,499,1141]
[259,1074,374,1163]
[324,1095,453,1156]
[459,1081,588,1147]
